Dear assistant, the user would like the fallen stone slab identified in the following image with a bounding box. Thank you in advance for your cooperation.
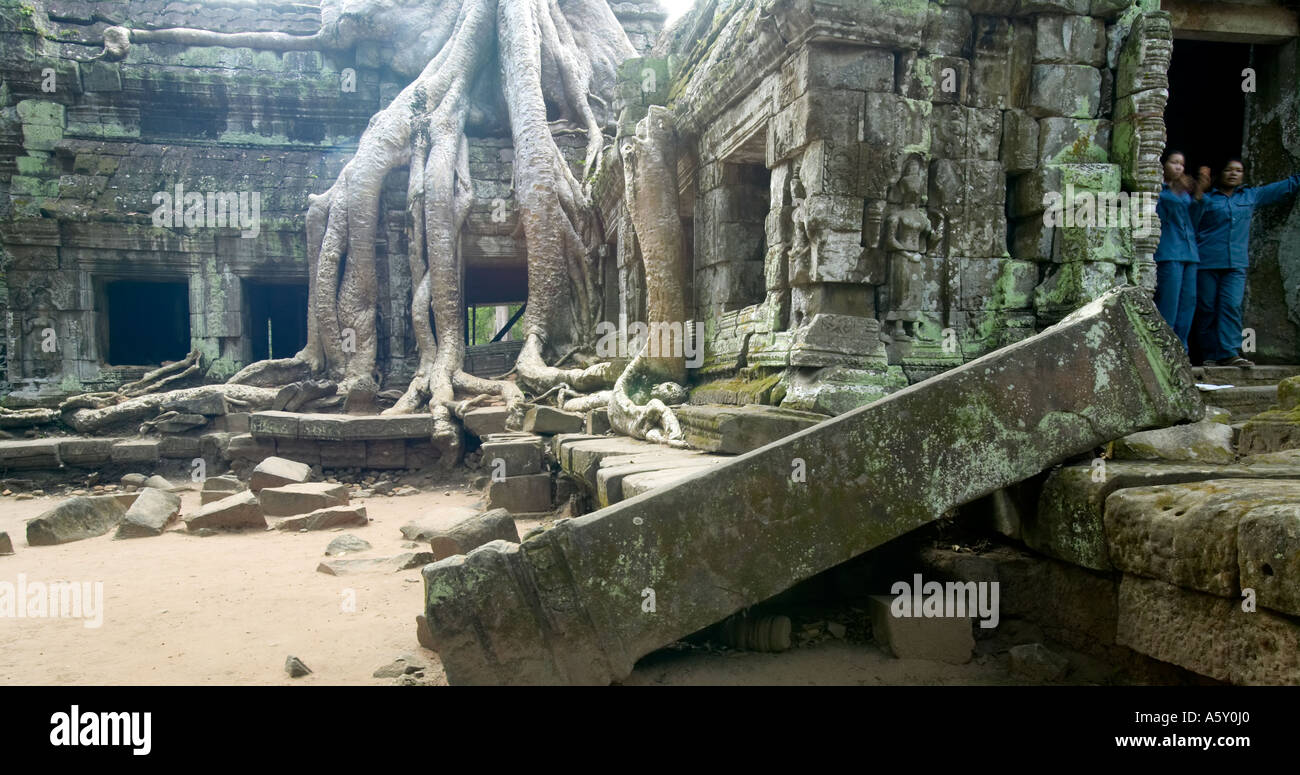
[200,475,246,504]
[398,507,480,541]
[1023,459,1300,571]
[185,490,266,531]
[867,594,973,665]
[326,534,371,556]
[523,405,585,435]
[1116,574,1300,685]
[317,552,435,575]
[423,287,1205,684]
[26,495,128,546]
[250,456,313,493]
[259,482,349,517]
[487,474,551,514]
[273,504,368,532]
[1105,479,1300,598]
[0,531,13,555]
[1111,420,1235,464]
[115,487,181,539]
[427,509,521,561]
[0,439,61,469]
[463,407,509,438]
[675,404,826,453]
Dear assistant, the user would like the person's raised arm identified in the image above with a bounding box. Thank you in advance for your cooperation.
[1253,172,1300,207]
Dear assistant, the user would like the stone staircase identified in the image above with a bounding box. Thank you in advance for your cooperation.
[421,288,1204,685]
[1191,364,1300,423]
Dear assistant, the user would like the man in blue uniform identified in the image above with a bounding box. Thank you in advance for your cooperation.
[1191,159,1300,367]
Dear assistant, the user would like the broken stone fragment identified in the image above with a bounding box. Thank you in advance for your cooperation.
[284,655,312,678]
[273,504,367,532]
[427,509,521,561]
[868,594,974,665]
[249,456,313,493]
[259,482,348,516]
[316,552,435,575]
[115,487,181,539]
[185,490,266,531]
[26,495,128,546]
[0,531,12,555]
[398,507,479,541]
[142,474,174,491]
[325,534,371,556]
[522,406,585,434]
[372,654,427,678]
[1110,420,1235,464]
[463,406,509,438]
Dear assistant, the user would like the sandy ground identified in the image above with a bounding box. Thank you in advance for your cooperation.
[0,481,518,686]
[1,482,1092,686]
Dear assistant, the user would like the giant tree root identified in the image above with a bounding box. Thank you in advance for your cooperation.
[607,343,688,447]
[63,385,279,435]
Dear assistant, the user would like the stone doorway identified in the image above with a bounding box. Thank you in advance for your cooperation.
[1165,38,1250,176]
[98,279,191,367]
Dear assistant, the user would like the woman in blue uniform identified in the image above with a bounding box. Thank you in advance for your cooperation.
[1153,150,1209,350]
[1191,159,1300,367]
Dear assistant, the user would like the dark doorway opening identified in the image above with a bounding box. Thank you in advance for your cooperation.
[103,280,191,366]
[244,280,308,361]
[1165,39,1250,176]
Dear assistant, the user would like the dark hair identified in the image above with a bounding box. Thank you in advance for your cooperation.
[1160,148,1186,166]
[1161,149,1196,194]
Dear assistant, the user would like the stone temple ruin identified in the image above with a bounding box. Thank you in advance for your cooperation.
[3,0,1300,686]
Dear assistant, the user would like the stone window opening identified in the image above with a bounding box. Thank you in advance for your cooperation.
[96,278,191,367]
[244,280,309,362]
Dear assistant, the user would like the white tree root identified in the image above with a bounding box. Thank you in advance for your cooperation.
[97,0,641,462]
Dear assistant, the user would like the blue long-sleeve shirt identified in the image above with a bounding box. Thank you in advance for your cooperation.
[1153,184,1198,263]
[1192,173,1300,269]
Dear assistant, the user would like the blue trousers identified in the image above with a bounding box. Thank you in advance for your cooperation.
[1154,260,1197,349]
[1194,267,1247,362]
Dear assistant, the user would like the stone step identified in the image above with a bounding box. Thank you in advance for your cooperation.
[422,287,1204,685]
[674,403,826,454]
[1192,364,1300,387]
[596,451,727,507]
[1200,385,1277,422]
[249,411,434,441]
